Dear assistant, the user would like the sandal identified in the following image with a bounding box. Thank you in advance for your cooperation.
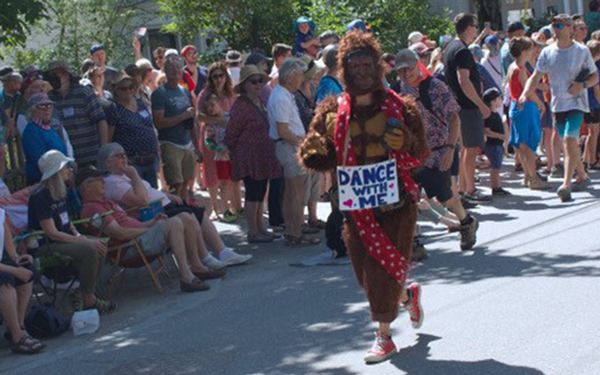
[284,234,321,247]
[248,233,274,243]
[307,219,327,230]
[85,298,116,315]
[12,334,45,354]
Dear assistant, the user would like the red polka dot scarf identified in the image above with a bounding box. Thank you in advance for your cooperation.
[334,89,421,283]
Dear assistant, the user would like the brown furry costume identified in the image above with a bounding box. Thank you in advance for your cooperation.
[300,32,428,323]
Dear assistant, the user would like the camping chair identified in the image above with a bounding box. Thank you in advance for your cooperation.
[79,202,173,299]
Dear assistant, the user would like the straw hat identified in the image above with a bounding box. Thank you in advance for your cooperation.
[38,150,74,181]
[299,55,324,82]
[234,65,269,94]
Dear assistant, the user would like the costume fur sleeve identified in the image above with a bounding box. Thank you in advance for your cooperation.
[299,96,339,172]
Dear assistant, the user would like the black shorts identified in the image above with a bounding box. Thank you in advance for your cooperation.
[414,166,454,203]
[243,177,268,202]
[0,257,37,287]
[584,109,600,124]
[164,202,205,225]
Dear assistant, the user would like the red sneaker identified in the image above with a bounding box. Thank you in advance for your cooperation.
[404,283,424,329]
[364,332,397,363]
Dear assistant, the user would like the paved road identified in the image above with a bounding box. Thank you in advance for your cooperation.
[2,164,600,375]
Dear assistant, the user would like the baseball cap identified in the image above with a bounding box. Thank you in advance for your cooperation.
[181,45,197,57]
[484,35,500,45]
[345,19,367,33]
[76,166,108,187]
[482,88,502,106]
[90,44,105,55]
[45,61,71,74]
[245,53,271,66]
[507,21,526,33]
[408,31,424,45]
[468,44,485,59]
[27,93,53,108]
[395,49,419,70]
[409,42,433,56]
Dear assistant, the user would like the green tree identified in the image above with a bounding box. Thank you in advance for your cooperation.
[0,0,46,48]
[160,0,453,55]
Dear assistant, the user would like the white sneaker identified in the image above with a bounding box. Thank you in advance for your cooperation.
[202,255,227,270]
[220,250,252,266]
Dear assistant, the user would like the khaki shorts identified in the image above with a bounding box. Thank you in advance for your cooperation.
[275,141,306,179]
[160,143,196,186]
[303,171,322,206]
[121,221,167,262]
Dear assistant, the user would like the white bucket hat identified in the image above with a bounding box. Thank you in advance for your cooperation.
[38,150,74,181]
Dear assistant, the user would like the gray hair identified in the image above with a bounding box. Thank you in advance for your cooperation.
[278,57,307,85]
[97,142,125,172]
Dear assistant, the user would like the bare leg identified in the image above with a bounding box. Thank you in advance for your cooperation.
[543,128,553,170]
[256,202,268,234]
[245,201,260,236]
[490,169,501,189]
[231,181,242,212]
[176,213,209,272]
[585,123,599,165]
[220,180,232,213]
[458,148,467,193]
[15,282,33,327]
[444,196,467,221]
[563,138,588,188]
[0,285,24,340]
[201,216,226,255]
[283,176,306,237]
[463,147,478,193]
[552,129,563,166]
[164,217,196,283]
[208,184,220,218]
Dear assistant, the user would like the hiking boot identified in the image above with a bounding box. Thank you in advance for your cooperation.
[403,283,424,329]
[492,187,512,197]
[557,186,572,202]
[459,216,478,251]
[411,238,428,262]
[364,332,397,363]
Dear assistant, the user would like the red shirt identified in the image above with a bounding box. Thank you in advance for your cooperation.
[81,199,144,237]
[509,66,530,102]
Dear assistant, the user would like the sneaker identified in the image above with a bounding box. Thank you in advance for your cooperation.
[221,250,252,266]
[492,187,512,197]
[460,197,478,209]
[364,332,397,363]
[536,172,548,182]
[459,216,478,251]
[528,177,551,190]
[248,233,275,243]
[202,255,227,270]
[220,210,238,223]
[463,190,492,203]
[557,186,572,202]
[403,283,424,329]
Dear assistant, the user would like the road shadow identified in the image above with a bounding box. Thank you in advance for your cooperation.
[390,334,546,375]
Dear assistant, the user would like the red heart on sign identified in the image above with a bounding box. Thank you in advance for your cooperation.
[343,199,353,208]
[389,183,395,189]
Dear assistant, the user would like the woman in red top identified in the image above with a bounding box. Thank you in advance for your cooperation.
[507,37,549,190]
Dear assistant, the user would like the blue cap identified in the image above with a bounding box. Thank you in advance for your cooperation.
[345,19,367,33]
[468,44,485,59]
[484,35,500,45]
[90,44,105,55]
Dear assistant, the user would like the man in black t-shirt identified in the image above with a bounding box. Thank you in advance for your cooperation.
[443,13,491,203]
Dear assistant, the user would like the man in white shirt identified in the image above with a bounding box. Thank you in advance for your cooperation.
[267,57,320,246]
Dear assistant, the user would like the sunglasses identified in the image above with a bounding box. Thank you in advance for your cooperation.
[248,78,264,85]
[211,73,226,80]
[37,103,53,109]
[552,23,565,30]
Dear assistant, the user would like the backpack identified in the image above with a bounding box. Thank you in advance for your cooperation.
[25,302,70,339]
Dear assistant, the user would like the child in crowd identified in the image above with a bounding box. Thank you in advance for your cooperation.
[204,93,238,223]
[294,16,316,54]
[483,88,511,196]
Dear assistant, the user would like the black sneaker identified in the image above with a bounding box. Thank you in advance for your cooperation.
[459,216,479,251]
[463,190,492,202]
[492,188,512,197]
[460,197,478,209]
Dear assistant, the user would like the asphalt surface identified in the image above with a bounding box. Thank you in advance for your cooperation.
[1,161,600,375]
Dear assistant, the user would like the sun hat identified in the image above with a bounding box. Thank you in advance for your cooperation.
[233,65,269,94]
[109,72,135,94]
[395,49,419,70]
[226,50,242,63]
[38,150,74,182]
[294,16,316,34]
